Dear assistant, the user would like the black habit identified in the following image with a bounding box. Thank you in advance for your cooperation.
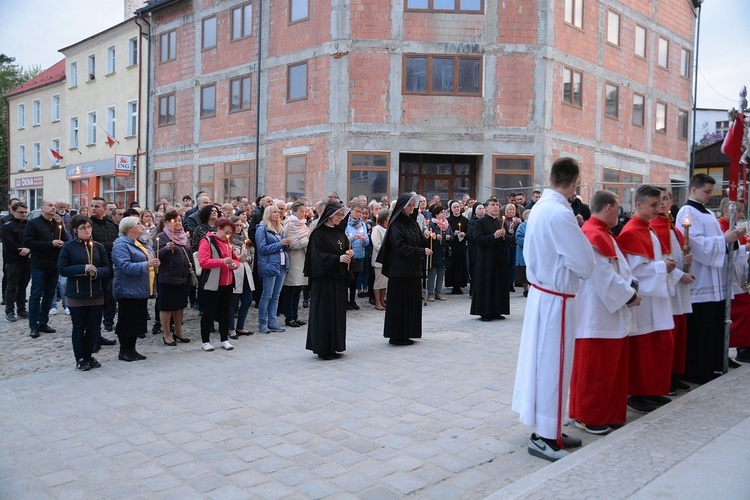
[469,214,511,319]
[445,213,469,290]
[304,203,350,356]
[380,194,429,341]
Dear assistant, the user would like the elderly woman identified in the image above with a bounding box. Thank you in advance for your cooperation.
[229,216,254,338]
[503,203,522,292]
[282,201,310,328]
[256,205,291,333]
[154,210,192,346]
[379,193,433,346]
[370,209,390,311]
[112,216,160,362]
[57,215,112,371]
[304,201,353,360]
[198,217,239,351]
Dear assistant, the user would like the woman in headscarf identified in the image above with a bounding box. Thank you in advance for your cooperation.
[445,200,469,294]
[467,202,485,297]
[303,201,353,360]
[378,193,433,346]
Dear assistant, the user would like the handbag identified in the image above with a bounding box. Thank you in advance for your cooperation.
[181,246,200,285]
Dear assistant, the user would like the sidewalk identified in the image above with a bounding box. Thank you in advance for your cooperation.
[0,291,747,498]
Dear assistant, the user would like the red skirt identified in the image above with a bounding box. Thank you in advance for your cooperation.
[628,330,673,396]
[671,314,687,375]
[569,338,629,427]
[730,293,750,348]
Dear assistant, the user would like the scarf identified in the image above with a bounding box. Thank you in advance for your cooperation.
[163,222,188,246]
[287,214,311,242]
[348,215,363,229]
[434,217,449,232]
[133,239,155,296]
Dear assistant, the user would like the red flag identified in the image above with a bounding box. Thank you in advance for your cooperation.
[105,132,116,148]
[48,147,63,160]
[721,114,744,202]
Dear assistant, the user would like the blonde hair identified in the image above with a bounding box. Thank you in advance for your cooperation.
[262,205,284,234]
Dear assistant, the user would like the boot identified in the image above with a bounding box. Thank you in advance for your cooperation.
[118,348,138,362]
[130,348,147,360]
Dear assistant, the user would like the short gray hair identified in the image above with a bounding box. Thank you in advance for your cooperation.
[119,216,141,235]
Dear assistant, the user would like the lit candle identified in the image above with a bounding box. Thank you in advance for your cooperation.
[88,241,93,265]
[347,237,351,271]
[58,224,63,240]
[681,215,691,273]
[155,237,160,274]
[458,223,461,232]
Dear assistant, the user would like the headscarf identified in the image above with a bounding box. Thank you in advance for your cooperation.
[471,202,484,218]
[311,201,350,233]
[447,200,464,230]
[376,192,421,266]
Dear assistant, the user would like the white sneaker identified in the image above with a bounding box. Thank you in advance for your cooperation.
[221,340,234,350]
[49,307,58,315]
[202,342,215,351]
[64,307,70,315]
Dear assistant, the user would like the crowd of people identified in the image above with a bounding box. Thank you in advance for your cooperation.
[2,160,748,465]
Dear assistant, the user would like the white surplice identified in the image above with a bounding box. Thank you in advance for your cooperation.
[665,230,692,315]
[512,189,595,439]
[675,204,727,303]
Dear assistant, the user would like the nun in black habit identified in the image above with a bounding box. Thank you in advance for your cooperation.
[378,193,433,345]
[303,201,353,360]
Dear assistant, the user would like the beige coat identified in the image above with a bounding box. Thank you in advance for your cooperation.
[283,222,309,287]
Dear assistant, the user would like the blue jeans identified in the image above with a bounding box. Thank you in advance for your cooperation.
[229,274,253,331]
[54,276,68,309]
[427,266,446,296]
[29,266,58,329]
[258,271,286,331]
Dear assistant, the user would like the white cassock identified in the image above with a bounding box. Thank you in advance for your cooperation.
[675,204,726,304]
[512,189,595,440]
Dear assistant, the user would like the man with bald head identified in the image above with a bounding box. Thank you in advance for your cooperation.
[23,200,68,338]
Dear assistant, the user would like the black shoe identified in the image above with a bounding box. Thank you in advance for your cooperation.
[285,320,301,327]
[130,349,147,360]
[37,325,56,333]
[235,329,253,336]
[152,324,163,335]
[138,332,146,339]
[670,376,690,391]
[76,359,91,371]
[302,300,309,308]
[349,302,360,310]
[118,350,138,362]
[17,310,29,318]
[480,316,492,322]
[92,342,101,353]
[728,358,741,369]
[87,357,102,369]
[333,353,343,359]
[346,303,353,310]
[295,320,306,326]
[523,291,529,297]
[357,292,367,298]
[104,325,114,332]
[29,328,40,338]
[368,298,376,305]
[318,353,335,360]
[98,337,116,346]
[450,289,463,295]
[509,286,516,292]
[736,348,750,363]
[627,396,658,413]
[642,395,671,406]
[174,335,191,343]
[229,333,239,340]
[389,339,414,346]
[5,313,16,323]
[163,337,177,346]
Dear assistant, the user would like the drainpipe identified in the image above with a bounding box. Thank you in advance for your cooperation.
[255,0,263,198]
[135,13,152,210]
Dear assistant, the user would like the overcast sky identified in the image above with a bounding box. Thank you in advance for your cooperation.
[0,0,747,110]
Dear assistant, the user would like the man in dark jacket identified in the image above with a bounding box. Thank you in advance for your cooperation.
[90,197,119,341]
[1,201,31,322]
[23,200,68,337]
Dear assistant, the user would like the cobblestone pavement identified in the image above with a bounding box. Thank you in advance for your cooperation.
[0,289,746,498]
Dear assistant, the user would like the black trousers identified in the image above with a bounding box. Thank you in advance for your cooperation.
[201,285,232,343]
[70,305,103,361]
[282,285,302,321]
[4,261,30,314]
[116,298,148,350]
[685,300,725,383]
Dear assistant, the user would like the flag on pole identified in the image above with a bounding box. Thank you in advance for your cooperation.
[47,146,63,161]
[97,123,118,148]
[721,112,744,202]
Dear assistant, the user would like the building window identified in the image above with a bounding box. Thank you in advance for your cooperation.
[107,45,116,74]
[158,93,175,126]
[562,66,582,107]
[493,156,533,192]
[230,75,252,112]
[199,164,214,200]
[348,152,389,202]
[564,0,583,29]
[202,16,217,50]
[680,48,691,78]
[232,3,253,40]
[18,145,26,171]
[201,84,216,118]
[288,61,308,101]
[71,179,90,211]
[51,138,61,166]
[403,55,481,95]
[87,54,96,80]
[126,100,138,137]
[17,103,25,129]
[101,175,136,209]
[69,61,78,87]
[286,155,306,200]
[87,111,97,145]
[154,169,177,207]
[677,109,689,140]
[607,10,620,46]
[51,94,60,122]
[32,99,41,126]
[128,37,138,66]
[290,0,309,23]
[716,120,729,135]
[70,116,79,148]
[160,30,177,62]
[605,83,618,118]
[106,106,116,138]
[224,162,255,203]
[33,143,41,169]
[632,93,645,127]
[602,168,643,214]
[658,37,669,68]
[635,25,647,59]
[655,101,667,133]
[404,0,483,12]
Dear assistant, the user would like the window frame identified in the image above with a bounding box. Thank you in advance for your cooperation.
[106,105,116,138]
[564,0,584,29]
[199,164,215,201]
[70,116,79,148]
[160,30,177,63]
[17,103,25,129]
[402,54,482,96]
[562,66,583,108]
[51,94,61,122]
[87,111,97,145]
[51,138,61,166]
[657,37,669,69]
[154,168,178,208]
[87,54,96,80]
[231,3,253,40]
[677,108,689,140]
[32,99,41,126]
[289,0,309,24]
[158,93,176,127]
[604,82,619,119]
[285,155,307,200]
[107,45,116,74]
[492,155,535,193]
[655,101,667,134]
[404,0,484,13]
[230,75,252,112]
[632,93,645,127]
[680,48,691,78]
[32,142,41,169]
[601,168,644,214]
[223,161,255,203]
[126,100,138,137]
[287,61,308,102]
[202,16,217,50]
[634,24,647,59]
[347,151,390,202]
[606,9,620,47]
[69,61,78,87]
[200,84,217,118]
[18,144,26,171]
[128,37,138,66]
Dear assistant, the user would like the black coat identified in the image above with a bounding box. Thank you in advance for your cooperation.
[381,212,428,278]
[23,215,69,269]
[469,215,511,317]
[1,217,30,264]
[57,239,112,299]
[90,216,119,254]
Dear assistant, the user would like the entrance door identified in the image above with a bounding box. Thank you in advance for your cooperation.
[399,153,476,203]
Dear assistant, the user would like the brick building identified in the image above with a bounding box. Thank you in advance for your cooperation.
[137,0,697,207]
